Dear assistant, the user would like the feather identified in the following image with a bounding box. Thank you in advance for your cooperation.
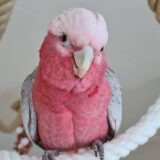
[106,68,122,138]
[20,68,44,148]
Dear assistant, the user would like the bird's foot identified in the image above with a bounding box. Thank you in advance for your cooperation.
[91,139,104,160]
[42,150,59,160]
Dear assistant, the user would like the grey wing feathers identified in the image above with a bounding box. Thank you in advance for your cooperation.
[106,68,122,135]
[20,68,39,143]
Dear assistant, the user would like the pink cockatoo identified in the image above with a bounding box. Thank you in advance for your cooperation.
[21,8,122,160]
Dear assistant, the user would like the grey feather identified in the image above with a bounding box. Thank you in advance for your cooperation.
[106,68,122,135]
[20,68,42,146]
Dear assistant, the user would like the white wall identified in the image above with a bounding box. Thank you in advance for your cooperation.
[0,0,160,159]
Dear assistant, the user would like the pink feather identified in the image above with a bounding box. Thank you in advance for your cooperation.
[32,34,111,150]
[32,8,111,151]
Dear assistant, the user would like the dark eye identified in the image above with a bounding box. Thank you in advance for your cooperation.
[100,47,104,52]
[61,34,67,42]
[60,34,71,47]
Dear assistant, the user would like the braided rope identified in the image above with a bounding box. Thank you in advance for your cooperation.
[0,97,160,160]
[0,150,39,160]
[148,0,160,23]
[0,100,22,133]
[0,0,16,40]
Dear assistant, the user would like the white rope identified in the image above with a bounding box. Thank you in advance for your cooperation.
[1,97,160,160]
[0,150,39,160]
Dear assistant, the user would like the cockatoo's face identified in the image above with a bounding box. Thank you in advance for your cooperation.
[39,8,108,93]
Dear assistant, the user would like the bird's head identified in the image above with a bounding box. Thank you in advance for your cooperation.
[39,8,108,93]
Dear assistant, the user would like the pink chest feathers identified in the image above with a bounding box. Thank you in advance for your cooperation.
[32,79,111,151]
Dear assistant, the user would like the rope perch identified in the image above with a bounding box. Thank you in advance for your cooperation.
[148,0,160,23]
[0,100,22,133]
[0,97,160,160]
[0,0,16,40]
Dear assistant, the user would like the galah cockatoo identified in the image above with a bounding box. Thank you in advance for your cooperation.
[21,8,122,160]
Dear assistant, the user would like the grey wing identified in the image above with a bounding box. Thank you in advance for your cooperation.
[106,68,122,136]
[20,68,43,148]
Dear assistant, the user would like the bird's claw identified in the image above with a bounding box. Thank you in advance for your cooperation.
[42,150,59,160]
[91,140,104,160]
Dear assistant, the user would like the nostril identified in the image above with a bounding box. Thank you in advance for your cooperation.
[73,46,83,52]
[74,74,79,78]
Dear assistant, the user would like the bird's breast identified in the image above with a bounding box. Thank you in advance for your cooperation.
[33,77,111,150]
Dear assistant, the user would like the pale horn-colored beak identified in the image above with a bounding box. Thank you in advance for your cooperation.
[73,46,94,78]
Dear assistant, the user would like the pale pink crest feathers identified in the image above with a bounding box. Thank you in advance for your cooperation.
[48,8,108,49]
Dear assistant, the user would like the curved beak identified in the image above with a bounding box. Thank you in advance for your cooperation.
[73,46,94,78]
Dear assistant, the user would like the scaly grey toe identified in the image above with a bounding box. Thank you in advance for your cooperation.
[91,139,104,160]
[42,150,59,160]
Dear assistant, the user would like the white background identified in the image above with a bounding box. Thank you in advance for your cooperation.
[0,0,160,159]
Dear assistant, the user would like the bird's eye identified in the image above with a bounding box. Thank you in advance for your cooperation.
[100,47,104,52]
[60,34,71,47]
[61,34,67,42]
